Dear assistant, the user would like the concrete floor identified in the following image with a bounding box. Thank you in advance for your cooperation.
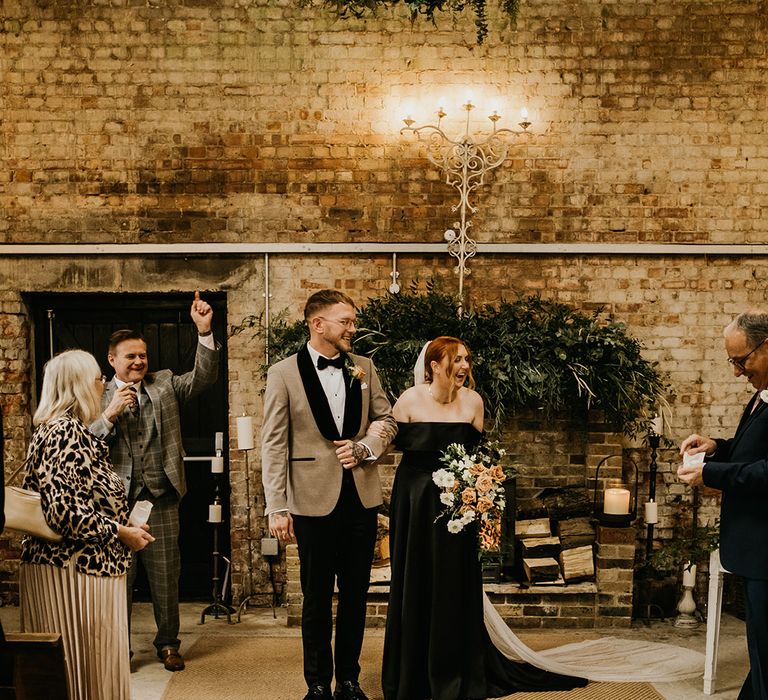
[0,601,751,699]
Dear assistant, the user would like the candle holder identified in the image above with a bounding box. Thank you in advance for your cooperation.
[592,455,638,528]
[200,434,235,625]
[236,446,259,622]
[400,101,532,313]
[675,563,700,628]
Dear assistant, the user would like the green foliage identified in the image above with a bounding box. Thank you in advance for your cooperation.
[645,522,720,576]
[233,286,669,437]
[296,0,519,44]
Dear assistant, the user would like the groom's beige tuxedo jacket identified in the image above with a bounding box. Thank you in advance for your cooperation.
[261,348,397,517]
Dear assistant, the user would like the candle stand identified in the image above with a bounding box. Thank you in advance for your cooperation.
[645,432,661,561]
[200,437,235,625]
[635,429,670,622]
[236,447,259,622]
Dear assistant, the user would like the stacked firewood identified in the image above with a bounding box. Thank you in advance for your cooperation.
[516,487,596,584]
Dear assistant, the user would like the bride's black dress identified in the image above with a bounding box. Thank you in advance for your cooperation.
[382,422,587,700]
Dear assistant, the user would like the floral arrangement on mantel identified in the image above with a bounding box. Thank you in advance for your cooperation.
[297,0,521,44]
[232,284,668,438]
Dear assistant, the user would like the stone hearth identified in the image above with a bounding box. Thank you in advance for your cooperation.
[284,525,635,630]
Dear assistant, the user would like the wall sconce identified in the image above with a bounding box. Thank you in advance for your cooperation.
[592,455,639,528]
[400,99,532,312]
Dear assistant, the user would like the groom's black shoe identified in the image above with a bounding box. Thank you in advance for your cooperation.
[303,685,332,700]
[334,680,369,700]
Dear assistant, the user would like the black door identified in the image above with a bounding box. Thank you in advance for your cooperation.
[25,292,229,602]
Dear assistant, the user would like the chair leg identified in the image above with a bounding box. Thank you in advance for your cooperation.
[704,549,725,695]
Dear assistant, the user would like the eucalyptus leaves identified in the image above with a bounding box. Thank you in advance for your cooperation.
[298,0,521,44]
[233,286,668,438]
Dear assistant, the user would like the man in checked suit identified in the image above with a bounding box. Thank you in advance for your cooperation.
[90,291,220,672]
[680,310,768,700]
[262,289,397,700]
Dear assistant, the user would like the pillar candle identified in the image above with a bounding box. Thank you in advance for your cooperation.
[604,487,631,515]
[236,415,254,450]
[208,504,222,523]
[644,501,659,524]
[211,456,224,474]
[651,414,664,435]
[682,564,697,588]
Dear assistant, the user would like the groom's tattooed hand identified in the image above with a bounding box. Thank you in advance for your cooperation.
[351,442,367,465]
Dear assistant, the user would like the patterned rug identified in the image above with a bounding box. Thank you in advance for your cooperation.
[161,634,664,700]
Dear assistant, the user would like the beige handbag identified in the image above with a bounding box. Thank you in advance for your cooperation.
[4,435,63,542]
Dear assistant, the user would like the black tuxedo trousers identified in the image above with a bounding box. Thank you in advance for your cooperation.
[293,469,378,688]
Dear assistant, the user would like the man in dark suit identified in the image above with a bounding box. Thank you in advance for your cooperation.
[261,289,397,700]
[90,291,220,672]
[680,310,768,700]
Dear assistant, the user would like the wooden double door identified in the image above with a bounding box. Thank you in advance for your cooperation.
[26,292,229,601]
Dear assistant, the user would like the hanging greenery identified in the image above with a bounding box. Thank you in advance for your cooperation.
[297,0,521,44]
[232,285,669,437]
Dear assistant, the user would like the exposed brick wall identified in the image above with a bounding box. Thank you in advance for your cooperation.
[2,0,764,605]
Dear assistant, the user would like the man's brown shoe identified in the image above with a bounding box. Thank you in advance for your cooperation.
[159,649,185,672]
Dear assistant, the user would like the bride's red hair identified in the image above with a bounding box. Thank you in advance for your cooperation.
[424,336,475,389]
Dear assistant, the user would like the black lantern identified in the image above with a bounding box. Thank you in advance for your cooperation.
[592,455,639,528]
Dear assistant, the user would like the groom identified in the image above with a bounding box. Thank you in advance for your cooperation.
[261,289,397,700]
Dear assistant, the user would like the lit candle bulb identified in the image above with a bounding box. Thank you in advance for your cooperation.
[651,414,664,436]
[520,106,529,120]
[208,503,222,523]
[236,415,254,450]
[211,456,224,474]
[604,487,631,515]
[644,501,658,524]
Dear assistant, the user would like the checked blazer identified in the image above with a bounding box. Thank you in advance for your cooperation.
[90,341,220,499]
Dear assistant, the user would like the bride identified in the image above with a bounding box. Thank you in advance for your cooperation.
[372,337,704,700]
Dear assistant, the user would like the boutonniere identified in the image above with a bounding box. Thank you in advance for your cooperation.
[760,389,768,404]
[346,358,366,387]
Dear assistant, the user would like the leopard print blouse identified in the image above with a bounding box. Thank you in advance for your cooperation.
[21,414,131,577]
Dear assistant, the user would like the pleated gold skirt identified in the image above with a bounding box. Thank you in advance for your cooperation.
[20,563,130,700]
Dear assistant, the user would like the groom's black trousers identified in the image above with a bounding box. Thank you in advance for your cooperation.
[293,469,378,689]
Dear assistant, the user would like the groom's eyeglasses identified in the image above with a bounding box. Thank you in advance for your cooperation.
[728,339,766,371]
[319,317,357,330]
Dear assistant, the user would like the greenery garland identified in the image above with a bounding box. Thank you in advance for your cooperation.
[233,286,668,437]
[297,0,521,44]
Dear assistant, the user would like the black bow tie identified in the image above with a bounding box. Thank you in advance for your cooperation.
[317,355,345,370]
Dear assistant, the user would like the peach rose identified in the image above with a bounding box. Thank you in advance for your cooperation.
[461,488,477,505]
[476,497,494,513]
[469,463,486,476]
[489,465,505,481]
[475,473,494,493]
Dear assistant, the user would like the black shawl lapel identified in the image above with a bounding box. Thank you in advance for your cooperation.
[297,345,341,441]
[341,363,362,440]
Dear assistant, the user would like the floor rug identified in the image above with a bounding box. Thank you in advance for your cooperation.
[161,634,664,700]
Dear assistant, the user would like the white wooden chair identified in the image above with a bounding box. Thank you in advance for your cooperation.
[704,548,730,694]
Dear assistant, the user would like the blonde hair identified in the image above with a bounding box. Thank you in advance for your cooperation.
[33,350,103,426]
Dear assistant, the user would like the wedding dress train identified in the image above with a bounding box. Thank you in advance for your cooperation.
[484,592,705,683]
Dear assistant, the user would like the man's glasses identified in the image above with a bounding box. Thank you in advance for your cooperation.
[728,339,766,371]
[319,317,356,329]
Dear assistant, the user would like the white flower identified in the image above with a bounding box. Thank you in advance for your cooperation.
[461,510,476,524]
[432,469,454,488]
[761,389,768,404]
[447,519,465,533]
[440,492,455,507]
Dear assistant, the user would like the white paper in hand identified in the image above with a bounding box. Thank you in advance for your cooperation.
[683,451,706,469]
[129,500,153,527]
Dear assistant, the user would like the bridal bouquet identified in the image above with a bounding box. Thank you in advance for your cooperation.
[432,440,514,552]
